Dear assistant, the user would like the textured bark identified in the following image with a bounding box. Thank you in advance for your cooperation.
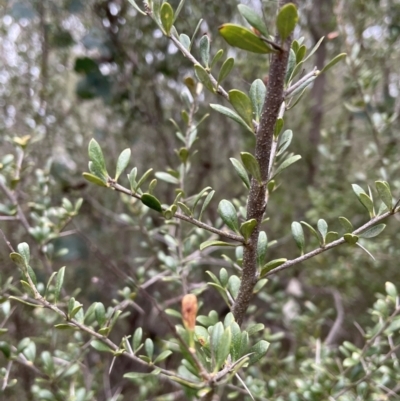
[232,0,294,325]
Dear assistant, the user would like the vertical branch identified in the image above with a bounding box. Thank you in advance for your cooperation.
[232,1,294,325]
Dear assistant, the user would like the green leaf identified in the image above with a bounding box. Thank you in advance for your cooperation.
[179,33,190,51]
[273,155,301,177]
[276,129,293,156]
[300,221,322,243]
[219,23,274,54]
[115,148,131,181]
[285,48,296,83]
[219,268,229,287]
[217,57,234,85]
[215,326,231,372]
[240,152,262,183]
[190,18,203,51]
[126,0,147,15]
[218,200,240,233]
[303,36,324,62]
[229,89,254,127]
[145,338,154,360]
[276,3,298,41]
[260,258,287,277]
[326,231,339,243]
[375,181,392,211]
[230,158,250,189]
[274,117,284,138]
[132,327,143,352]
[257,231,268,267]
[317,219,328,243]
[344,233,358,245]
[155,172,179,185]
[360,224,386,239]
[192,186,212,212]
[90,340,112,353]
[210,322,224,371]
[82,172,107,187]
[291,221,305,254]
[210,104,253,132]
[199,190,215,221]
[320,53,347,74]
[88,139,107,179]
[194,64,214,93]
[210,49,224,69]
[228,275,241,299]
[160,2,174,35]
[238,4,269,37]
[141,193,163,212]
[296,44,306,63]
[132,168,152,190]
[199,34,210,67]
[177,201,192,217]
[54,266,65,304]
[173,0,186,23]
[200,240,235,251]
[352,184,375,217]
[339,216,353,233]
[94,302,106,327]
[249,79,266,122]
[10,252,26,268]
[240,219,257,241]
[248,340,270,365]
[154,350,173,364]
[17,244,30,268]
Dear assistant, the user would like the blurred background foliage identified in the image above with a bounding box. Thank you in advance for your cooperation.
[0,0,400,400]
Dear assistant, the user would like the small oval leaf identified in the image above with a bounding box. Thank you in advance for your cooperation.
[141,193,163,212]
[276,3,298,41]
[240,152,262,183]
[219,23,274,54]
[160,2,174,35]
[218,200,240,233]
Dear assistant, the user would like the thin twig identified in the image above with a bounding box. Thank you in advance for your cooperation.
[265,209,396,277]
[110,181,244,243]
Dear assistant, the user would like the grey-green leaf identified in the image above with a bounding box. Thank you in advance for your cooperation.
[360,224,386,239]
[375,181,392,211]
[199,190,215,221]
[276,129,293,156]
[199,34,210,67]
[291,221,305,254]
[249,79,266,122]
[229,89,254,127]
[218,199,240,233]
[237,4,269,37]
[240,219,257,241]
[54,266,65,304]
[210,104,253,133]
[217,57,235,85]
[273,155,301,177]
[257,231,268,267]
[320,53,347,74]
[339,216,353,233]
[240,152,262,183]
[194,64,214,93]
[200,240,235,251]
[317,219,328,242]
[230,158,250,189]
[88,139,107,179]
[248,340,270,365]
[115,148,131,181]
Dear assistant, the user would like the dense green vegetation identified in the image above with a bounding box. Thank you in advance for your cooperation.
[1,0,400,400]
